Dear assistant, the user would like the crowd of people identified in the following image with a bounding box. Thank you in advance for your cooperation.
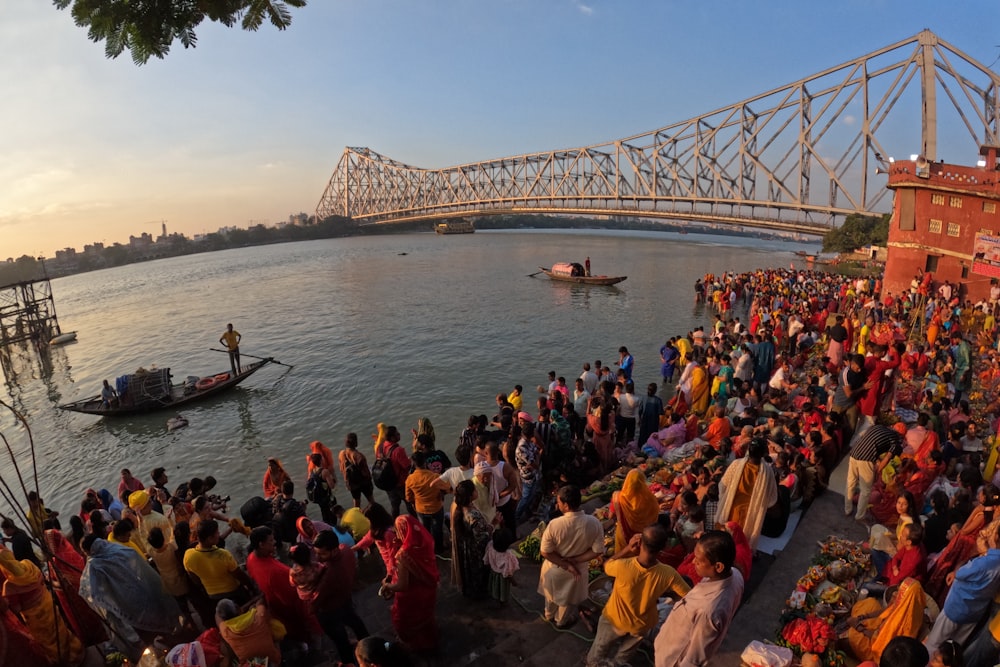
[4,266,1000,667]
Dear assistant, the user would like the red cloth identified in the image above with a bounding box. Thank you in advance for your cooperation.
[726,521,753,582]
[246,551,319,639]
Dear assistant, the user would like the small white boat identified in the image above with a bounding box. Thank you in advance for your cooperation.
[49,331,78,345]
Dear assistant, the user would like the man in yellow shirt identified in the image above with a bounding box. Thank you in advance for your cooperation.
[507,385,523,412]
[219,323,242,374]
[183,519,255,605]
[404,451,451,553]
[586,523,690,667]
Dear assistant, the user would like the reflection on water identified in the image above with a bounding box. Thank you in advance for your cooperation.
[0,230,818,517]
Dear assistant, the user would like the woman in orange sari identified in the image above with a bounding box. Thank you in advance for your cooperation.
[610,470,660,552]
[262,458,290,500]
[305,440,335,475]
[847,578,927,662]
[382,515,440,652]
[927,308,943,346]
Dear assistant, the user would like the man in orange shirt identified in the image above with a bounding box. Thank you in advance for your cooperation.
[405,451,451,553]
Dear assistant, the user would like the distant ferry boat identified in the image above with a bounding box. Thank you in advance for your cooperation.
[435,220,475,234]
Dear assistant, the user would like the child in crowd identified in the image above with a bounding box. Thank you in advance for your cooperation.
[289,543,324,602]
[484,527,519,603]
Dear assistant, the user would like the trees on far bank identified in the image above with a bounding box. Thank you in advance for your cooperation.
[822,213,889,253]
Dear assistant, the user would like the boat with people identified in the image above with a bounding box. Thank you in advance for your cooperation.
[538,262,627,286]
[58,358,275,416]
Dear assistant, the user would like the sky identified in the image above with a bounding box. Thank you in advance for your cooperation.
[1,0,998,258]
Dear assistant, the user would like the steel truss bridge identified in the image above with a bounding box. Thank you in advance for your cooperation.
[316,31,1000,236]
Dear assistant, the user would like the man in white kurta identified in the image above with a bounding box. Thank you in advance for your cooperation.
[538,485,604,627]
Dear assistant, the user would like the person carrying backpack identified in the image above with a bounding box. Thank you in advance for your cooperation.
[372,425,410,517]
[339,432,375,508]
[306,453,338,524]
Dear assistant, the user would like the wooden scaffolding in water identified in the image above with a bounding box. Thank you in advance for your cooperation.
[0,273,65,377]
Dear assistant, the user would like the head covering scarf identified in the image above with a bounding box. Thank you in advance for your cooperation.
[296,517,317,542]
[98,489,124,520]
[374,423,388,453]
[307,441,335,474]
[79,539,182,636]
[394,515,439,584]
[613,469,660,551]
[871,578,926,659]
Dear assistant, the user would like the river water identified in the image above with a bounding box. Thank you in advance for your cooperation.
[0,230,817,517]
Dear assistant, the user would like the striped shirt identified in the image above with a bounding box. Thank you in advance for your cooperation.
[851,425,899,462]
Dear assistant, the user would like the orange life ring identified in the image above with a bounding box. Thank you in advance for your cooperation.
[214,373,231,383]
[195,377,216,391]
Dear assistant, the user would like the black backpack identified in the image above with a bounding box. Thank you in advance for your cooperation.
[306,469,331,504]
[343,458,365,489]
[371,443,399,491]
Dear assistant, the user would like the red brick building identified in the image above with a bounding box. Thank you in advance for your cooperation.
[884,146,1000,302]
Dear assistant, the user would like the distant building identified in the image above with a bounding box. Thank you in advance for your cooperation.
[83,242,104,256]
[55,247,77,261]
[129,232,153,249]
[883,146,1000,302]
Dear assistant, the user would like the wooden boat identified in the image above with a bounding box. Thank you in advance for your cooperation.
[49,331,77,345]
[58,358,273,416]
[539,264,627,286]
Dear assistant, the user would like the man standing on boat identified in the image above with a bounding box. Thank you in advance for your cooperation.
[220,323,242,375]
[585,257,591,277]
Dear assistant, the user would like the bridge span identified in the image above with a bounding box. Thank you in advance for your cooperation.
[316,30,1000,236]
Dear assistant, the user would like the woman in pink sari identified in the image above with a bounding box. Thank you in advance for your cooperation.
[381,515,440,652]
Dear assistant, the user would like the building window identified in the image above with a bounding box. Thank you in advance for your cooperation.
[931,193,946,205]
[947,222,961,237]
[950,196,963,208]
[925,255,939,272]
[962,265,970,279]
[985,201,997,214]
[929,219,942,234]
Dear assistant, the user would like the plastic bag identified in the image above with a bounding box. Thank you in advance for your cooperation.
[740,640,793,667]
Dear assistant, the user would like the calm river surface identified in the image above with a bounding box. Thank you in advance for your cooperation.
[0,230,817,516]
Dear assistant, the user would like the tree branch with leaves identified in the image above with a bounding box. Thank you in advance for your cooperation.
[53,0,308,65]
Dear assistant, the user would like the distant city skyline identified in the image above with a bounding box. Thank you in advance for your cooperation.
[2,1,996,258]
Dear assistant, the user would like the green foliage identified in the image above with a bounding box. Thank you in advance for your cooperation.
[52,0,307,65]
[821,213,889,253]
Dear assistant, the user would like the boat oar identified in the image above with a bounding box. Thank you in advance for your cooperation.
[527,270,544,277]
[209,348,294,368]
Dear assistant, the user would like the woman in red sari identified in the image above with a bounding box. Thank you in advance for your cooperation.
[44,527,107,646]
[382,515,440,652]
